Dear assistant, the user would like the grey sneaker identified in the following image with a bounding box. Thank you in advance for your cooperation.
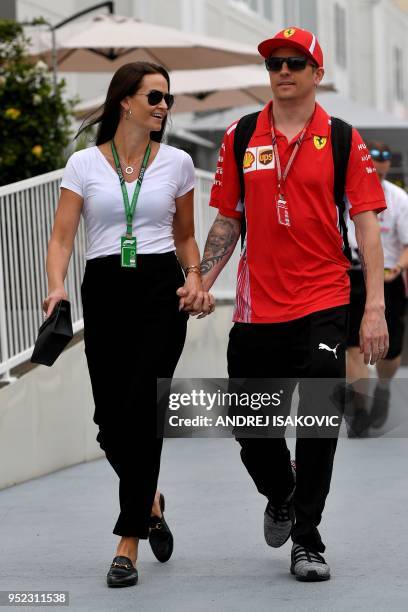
[290,544,330,581]
[264,461,296,548]
[370,386,391,429]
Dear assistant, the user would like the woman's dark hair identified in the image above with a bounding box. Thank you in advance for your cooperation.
[75,62,171,145]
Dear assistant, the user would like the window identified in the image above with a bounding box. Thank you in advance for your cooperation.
[394,46,405,103]
[284,0,317,30]
[284,0,299,24]
[232,0,274,21]
[262,0,273,21]
[299,0,317,33]
[334,3,347,68]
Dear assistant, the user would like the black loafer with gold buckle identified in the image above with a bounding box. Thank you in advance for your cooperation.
[149,493,174,563]
[106,555,138,588]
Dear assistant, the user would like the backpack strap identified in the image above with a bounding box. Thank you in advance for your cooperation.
[331,116,353,262]
[232,112,353,261]
[233,111,260,247]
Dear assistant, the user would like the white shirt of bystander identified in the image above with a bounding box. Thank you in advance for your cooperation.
[347,179,408,269]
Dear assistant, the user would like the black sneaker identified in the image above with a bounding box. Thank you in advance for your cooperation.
[370,386,391,429]
[106,556,138,588]
[264,461,296,548]
[290,544,330,581]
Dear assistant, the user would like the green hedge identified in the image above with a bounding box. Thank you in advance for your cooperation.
[0,20,77,186]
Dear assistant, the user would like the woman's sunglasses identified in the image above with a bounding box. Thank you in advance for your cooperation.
[370,149,392,162]
[265,56,312,72]
[136,89,174,109]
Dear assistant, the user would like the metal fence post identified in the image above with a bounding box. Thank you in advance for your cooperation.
[0,233,16,383]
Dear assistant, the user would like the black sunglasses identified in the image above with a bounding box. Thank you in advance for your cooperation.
[136,89,174,109]
[370,149,392,162]
[265,56,312,72]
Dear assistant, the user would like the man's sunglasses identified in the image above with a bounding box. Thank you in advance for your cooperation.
[265,56,313,72]
[370,149,392,162]
[136,90,174,109]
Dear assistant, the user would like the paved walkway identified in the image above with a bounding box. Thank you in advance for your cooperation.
[1,307,408,611]
[1,436,407,611]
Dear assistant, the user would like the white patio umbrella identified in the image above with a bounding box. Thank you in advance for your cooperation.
[73,65,335,118]
[27,14,261,72]
[73,64,270,117]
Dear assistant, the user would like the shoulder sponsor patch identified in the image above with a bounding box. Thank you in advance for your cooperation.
[313,135,327,150]
[243,147,275,173]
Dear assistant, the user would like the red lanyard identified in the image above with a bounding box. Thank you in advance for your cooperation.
[270,115,312,200]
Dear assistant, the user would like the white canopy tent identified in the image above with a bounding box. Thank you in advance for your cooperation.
[73,65,335,118]
[173,92,408,131]
[318,92,408,129]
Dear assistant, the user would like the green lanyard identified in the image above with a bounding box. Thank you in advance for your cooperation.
[111,139,151,237]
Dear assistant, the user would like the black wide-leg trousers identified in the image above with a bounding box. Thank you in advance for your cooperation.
[227,305,348,553]
[81,253,187,538]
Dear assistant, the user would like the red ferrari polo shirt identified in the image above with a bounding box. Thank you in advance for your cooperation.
[209,101,386,323]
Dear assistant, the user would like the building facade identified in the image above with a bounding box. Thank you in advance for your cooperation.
[11,0,408,117]
[8,0,408,180]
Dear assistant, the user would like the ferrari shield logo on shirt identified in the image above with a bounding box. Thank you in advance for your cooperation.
[283,28,296,38]
[314,136,327,150]
[243,147,275,173]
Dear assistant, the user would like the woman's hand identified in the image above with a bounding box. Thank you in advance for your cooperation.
[176,274,215,317]
[42,288,68,318]
[384,265,402,283]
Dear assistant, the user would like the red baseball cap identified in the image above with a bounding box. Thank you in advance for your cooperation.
[258,27,323,68]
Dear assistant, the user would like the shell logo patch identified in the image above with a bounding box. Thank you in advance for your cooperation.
[314,136,327,150]
[283,28,296,38]
[258,149,274,166]
[243,150,255,170]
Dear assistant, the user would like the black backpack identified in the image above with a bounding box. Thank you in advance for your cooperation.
[233,111,352,260]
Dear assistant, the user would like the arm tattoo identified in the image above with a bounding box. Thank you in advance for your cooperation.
[200,217,239,275]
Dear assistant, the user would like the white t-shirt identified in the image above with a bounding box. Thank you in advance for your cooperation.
[60,143,195,259]
[347,179,408,268]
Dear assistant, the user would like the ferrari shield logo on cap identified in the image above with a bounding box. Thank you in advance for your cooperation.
[283,28,296,38]
[314,136,327,150]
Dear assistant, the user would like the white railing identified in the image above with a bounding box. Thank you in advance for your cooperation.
[0,167,239,382]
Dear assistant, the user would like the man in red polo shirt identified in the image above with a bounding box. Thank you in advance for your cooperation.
[190,27,388,581]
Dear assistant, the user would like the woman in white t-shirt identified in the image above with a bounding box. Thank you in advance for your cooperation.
[43,62,214,588]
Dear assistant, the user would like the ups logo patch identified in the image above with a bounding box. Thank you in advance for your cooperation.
[259,149,273,165]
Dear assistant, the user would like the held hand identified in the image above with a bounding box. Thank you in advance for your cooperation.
[359,308,389,365]
[197,292,215,319]
[176,273,203,314]
[42,288,68,318]
[384,266,402,283]
[176,275,214,317]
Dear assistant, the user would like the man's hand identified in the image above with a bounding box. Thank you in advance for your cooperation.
[176,275,215,317]
[359,307,389,365]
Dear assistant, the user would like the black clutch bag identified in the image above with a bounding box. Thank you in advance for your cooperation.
[31,299,74,366]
